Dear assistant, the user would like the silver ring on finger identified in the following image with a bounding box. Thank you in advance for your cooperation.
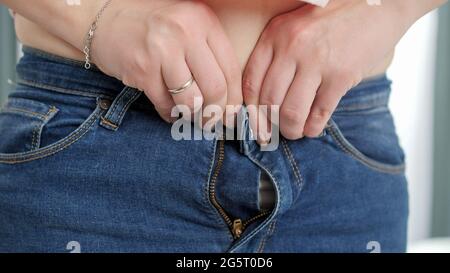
[168,75,195,95]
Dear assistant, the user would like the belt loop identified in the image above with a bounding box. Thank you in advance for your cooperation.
[100,87,142,131]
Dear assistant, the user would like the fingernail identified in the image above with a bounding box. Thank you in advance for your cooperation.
[258,130,272,145]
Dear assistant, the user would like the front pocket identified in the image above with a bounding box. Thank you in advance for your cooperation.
[0,98,59,153]
[326,116,406,175]
[0,97,105,164]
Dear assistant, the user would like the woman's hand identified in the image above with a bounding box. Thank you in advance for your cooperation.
[92,0,242,124]
[242,0,443,141]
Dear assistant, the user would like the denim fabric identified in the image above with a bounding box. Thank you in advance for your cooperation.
[0,47,408,253]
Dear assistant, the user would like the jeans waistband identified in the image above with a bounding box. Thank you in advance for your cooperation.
[16,46,392,111]
[17,46,125,100]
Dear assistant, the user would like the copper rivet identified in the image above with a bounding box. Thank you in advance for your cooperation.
[99,99,111,110]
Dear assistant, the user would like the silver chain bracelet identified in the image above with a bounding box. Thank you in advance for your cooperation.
[83,0,113,70]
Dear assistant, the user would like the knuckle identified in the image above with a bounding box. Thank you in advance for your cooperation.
[297,24,317,43]
[335,69,362,91]
[313,42,330,62]
[185,1,215,24]
[286,23,325,57]
[189,1,211,13]
[268,15,285,31]
[205,77,227,98]
[333,66,352,79]
[289,25,313,45]
[169,20,188,39]
[151,14,188,41]
[131,53,151,73]
[198,4,215,19]
[310,107,332,122]
[259,93,279,108]
[242,77,260,101]
[145,30,166,52]
[281,107,305,125]
[121,74,136,88]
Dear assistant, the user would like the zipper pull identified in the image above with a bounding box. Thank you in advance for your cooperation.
[232,219,243,238]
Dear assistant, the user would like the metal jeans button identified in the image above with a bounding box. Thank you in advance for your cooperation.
[99,99,112,110]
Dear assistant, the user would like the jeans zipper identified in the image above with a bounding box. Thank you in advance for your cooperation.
[209,140,272,239]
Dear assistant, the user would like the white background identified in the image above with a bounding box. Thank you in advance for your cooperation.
[388,11,439,243]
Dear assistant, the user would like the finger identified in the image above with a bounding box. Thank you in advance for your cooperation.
[161,50,204,120]
[207,28,243,127]
[186,42,227,126]
[280,66,322,140]
[141,70,177,123]
[242,41,274,142]
[129,54,177,123]
[258,53,297,137]
[303,77,348,138]
[255,55,296,143]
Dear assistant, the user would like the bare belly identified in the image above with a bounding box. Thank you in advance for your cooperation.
[14,0,393,75]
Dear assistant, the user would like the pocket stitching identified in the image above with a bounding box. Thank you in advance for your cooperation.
[31,106,59,150]
[1,107,48,120]
[281,139,303,189]
[257,219,278,253]
[326,120,405,175]
[1,102,60,152]
[31,122,40,150]
[0,105,103,164]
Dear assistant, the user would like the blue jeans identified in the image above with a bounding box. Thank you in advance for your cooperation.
[0,47,408,253]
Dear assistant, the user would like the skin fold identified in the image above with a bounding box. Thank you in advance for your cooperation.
[1,0,448,140]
